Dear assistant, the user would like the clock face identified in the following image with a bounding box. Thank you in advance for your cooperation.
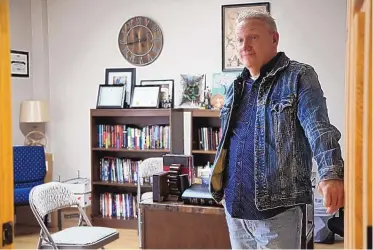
[118,16,163,66]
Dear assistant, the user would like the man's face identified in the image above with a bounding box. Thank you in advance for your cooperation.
[235,19,279,71]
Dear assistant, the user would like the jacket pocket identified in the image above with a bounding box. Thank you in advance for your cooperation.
[270,95,296,192]
[271,95,296,132]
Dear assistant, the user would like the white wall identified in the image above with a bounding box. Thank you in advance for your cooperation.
[46,0,347,181]
[9,0,33,145]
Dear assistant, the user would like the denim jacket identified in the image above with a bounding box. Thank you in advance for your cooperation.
[209,52,344,211]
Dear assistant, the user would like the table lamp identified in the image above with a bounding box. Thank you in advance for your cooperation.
[19,100,49,147]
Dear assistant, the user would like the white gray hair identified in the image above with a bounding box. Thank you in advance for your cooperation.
[236,9,277,32]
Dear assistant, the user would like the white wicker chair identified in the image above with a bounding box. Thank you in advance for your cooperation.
[29,182,119,249]
[137,157,164,248]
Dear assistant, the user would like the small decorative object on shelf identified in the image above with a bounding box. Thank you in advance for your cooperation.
[177,74,205,108]
[161,95,172,109]
[202,86,212,109]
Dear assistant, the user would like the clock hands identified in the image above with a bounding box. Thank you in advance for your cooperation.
[125,38,147,46]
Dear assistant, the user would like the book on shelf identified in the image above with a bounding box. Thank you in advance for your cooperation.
[97,124,170,149]
[99,192,137,219]
[197,127,222,151]
[99,157,152,185]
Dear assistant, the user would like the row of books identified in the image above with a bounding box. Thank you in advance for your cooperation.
[196,127,222,151]
[97,124,170,150]
[99,157,139,184]
[99,192,137,219]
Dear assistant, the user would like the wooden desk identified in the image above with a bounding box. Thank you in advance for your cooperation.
[139,199,314,249]
[139,199,231,249]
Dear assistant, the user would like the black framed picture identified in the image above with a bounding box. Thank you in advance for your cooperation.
[105,68,136,107]
[221,2,270,72]
[96,84,126,109]
[10,50,29,77]
[139,79,174,108]
[130,85,161,108]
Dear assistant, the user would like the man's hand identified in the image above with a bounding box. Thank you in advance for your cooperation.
[317,179,344,214]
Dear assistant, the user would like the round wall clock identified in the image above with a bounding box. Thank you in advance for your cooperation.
[118,16,163,66]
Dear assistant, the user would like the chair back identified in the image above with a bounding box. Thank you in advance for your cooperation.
[13,145,46,185]
[137,157,164,249]
[29,182,80,218]
[138,157,164,179]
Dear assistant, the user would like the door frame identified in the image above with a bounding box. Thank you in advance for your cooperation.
[0,0,14,249]
[344,0,372,249]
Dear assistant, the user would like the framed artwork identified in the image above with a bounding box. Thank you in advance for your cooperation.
[105,68,136,107]
[10,50,29,77]
[139,79,174,108]
[131,85,161,108]
[177,74,205,108]
[96,84,126,109]
[221,2,270,72]
[210,72,240,109]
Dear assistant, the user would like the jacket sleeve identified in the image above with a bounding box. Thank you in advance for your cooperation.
[297,65,344,181]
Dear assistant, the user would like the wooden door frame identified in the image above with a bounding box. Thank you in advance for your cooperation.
[345,0,372,249]
[0,0,14,249]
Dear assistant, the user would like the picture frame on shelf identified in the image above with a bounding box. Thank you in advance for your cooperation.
[105,68,136,107]
[10,50,29,78]
[221,2,270,72]
[177,74,206,109]
[96,84,126,109]
[130,85,161,109]
[139,79,174,108]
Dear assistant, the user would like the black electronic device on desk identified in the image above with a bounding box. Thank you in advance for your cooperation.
[152,167,190,202]
[181,183,221,207]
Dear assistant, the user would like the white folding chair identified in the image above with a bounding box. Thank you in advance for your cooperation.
[29,182,119,249]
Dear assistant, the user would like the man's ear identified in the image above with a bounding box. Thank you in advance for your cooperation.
[273,32,279,45]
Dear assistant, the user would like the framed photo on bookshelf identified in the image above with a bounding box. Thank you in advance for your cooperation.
[96,84,126,109]
[139,79,174,108]
[105,68,136,107]
[221,2,270,72]
[130,85,160,108]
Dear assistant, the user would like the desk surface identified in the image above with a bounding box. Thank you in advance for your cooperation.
[139,198,225,215]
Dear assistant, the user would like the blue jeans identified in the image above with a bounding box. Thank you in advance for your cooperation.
[224,204,302,249]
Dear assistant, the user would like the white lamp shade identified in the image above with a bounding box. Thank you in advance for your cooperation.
[19,100,49,123]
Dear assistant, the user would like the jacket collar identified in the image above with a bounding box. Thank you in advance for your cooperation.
[240,52,290,81]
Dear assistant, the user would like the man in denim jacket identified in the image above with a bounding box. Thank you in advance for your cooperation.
[209,9,344,249]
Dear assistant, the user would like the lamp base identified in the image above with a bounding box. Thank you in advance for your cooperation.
[24,130,47,147]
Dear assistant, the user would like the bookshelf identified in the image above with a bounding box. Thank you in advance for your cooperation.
[89,108,183,229]
[190,109,221,169]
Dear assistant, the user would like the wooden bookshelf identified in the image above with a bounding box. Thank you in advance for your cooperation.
[190,109,220,167]
[90,108,183,229]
